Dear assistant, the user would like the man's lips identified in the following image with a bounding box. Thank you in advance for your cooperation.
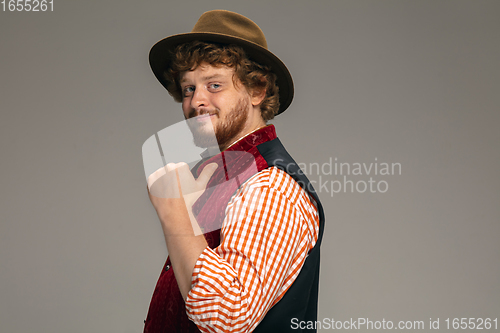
[193,113,217,121]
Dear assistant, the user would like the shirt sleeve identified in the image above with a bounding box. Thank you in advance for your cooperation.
[185,167,319,333]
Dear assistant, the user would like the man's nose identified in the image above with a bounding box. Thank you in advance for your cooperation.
[191,87,210,111]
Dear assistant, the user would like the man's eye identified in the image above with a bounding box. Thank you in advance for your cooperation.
[183,86,195,96]
[209,83,221,89]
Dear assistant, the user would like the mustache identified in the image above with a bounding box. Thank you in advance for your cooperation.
[187,108,220,119]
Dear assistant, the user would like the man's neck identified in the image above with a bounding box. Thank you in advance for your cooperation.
[224,124,269,151]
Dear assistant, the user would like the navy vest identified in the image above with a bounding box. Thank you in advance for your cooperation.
[253,138,325,333]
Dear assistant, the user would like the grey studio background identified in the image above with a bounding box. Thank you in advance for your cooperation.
[1,1,499,332]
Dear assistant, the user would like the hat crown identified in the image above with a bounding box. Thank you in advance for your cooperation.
[192,10,268,49]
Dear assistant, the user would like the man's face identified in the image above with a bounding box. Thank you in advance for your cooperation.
[180,63,252,150]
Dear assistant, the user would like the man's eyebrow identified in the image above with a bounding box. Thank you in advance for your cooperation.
[180,73,226,84]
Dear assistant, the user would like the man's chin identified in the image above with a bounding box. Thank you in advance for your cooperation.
[187,118,217,147]
[191,129,219,148]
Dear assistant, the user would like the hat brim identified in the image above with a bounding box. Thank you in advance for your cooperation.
[149,32,294,115]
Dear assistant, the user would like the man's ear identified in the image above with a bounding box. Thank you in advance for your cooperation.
[251,88,266,107]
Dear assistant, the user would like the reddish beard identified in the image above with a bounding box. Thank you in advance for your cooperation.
[187,98,249,150]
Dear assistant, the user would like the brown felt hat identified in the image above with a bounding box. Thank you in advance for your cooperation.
[149,10,294,115]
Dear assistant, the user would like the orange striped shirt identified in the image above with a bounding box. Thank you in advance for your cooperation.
[185,166,320,332]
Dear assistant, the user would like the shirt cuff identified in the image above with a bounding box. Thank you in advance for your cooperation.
[185,246,240,324]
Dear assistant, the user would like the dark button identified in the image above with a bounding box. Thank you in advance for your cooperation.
[165,264,170,271]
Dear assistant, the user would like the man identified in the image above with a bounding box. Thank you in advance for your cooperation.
[144,10,325,333]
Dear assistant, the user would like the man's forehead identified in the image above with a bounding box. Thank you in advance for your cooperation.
[180,63,235,83]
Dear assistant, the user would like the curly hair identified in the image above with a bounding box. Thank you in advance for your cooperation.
[164,41,280,121]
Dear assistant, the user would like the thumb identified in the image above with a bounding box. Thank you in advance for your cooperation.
[197,163,218,186]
